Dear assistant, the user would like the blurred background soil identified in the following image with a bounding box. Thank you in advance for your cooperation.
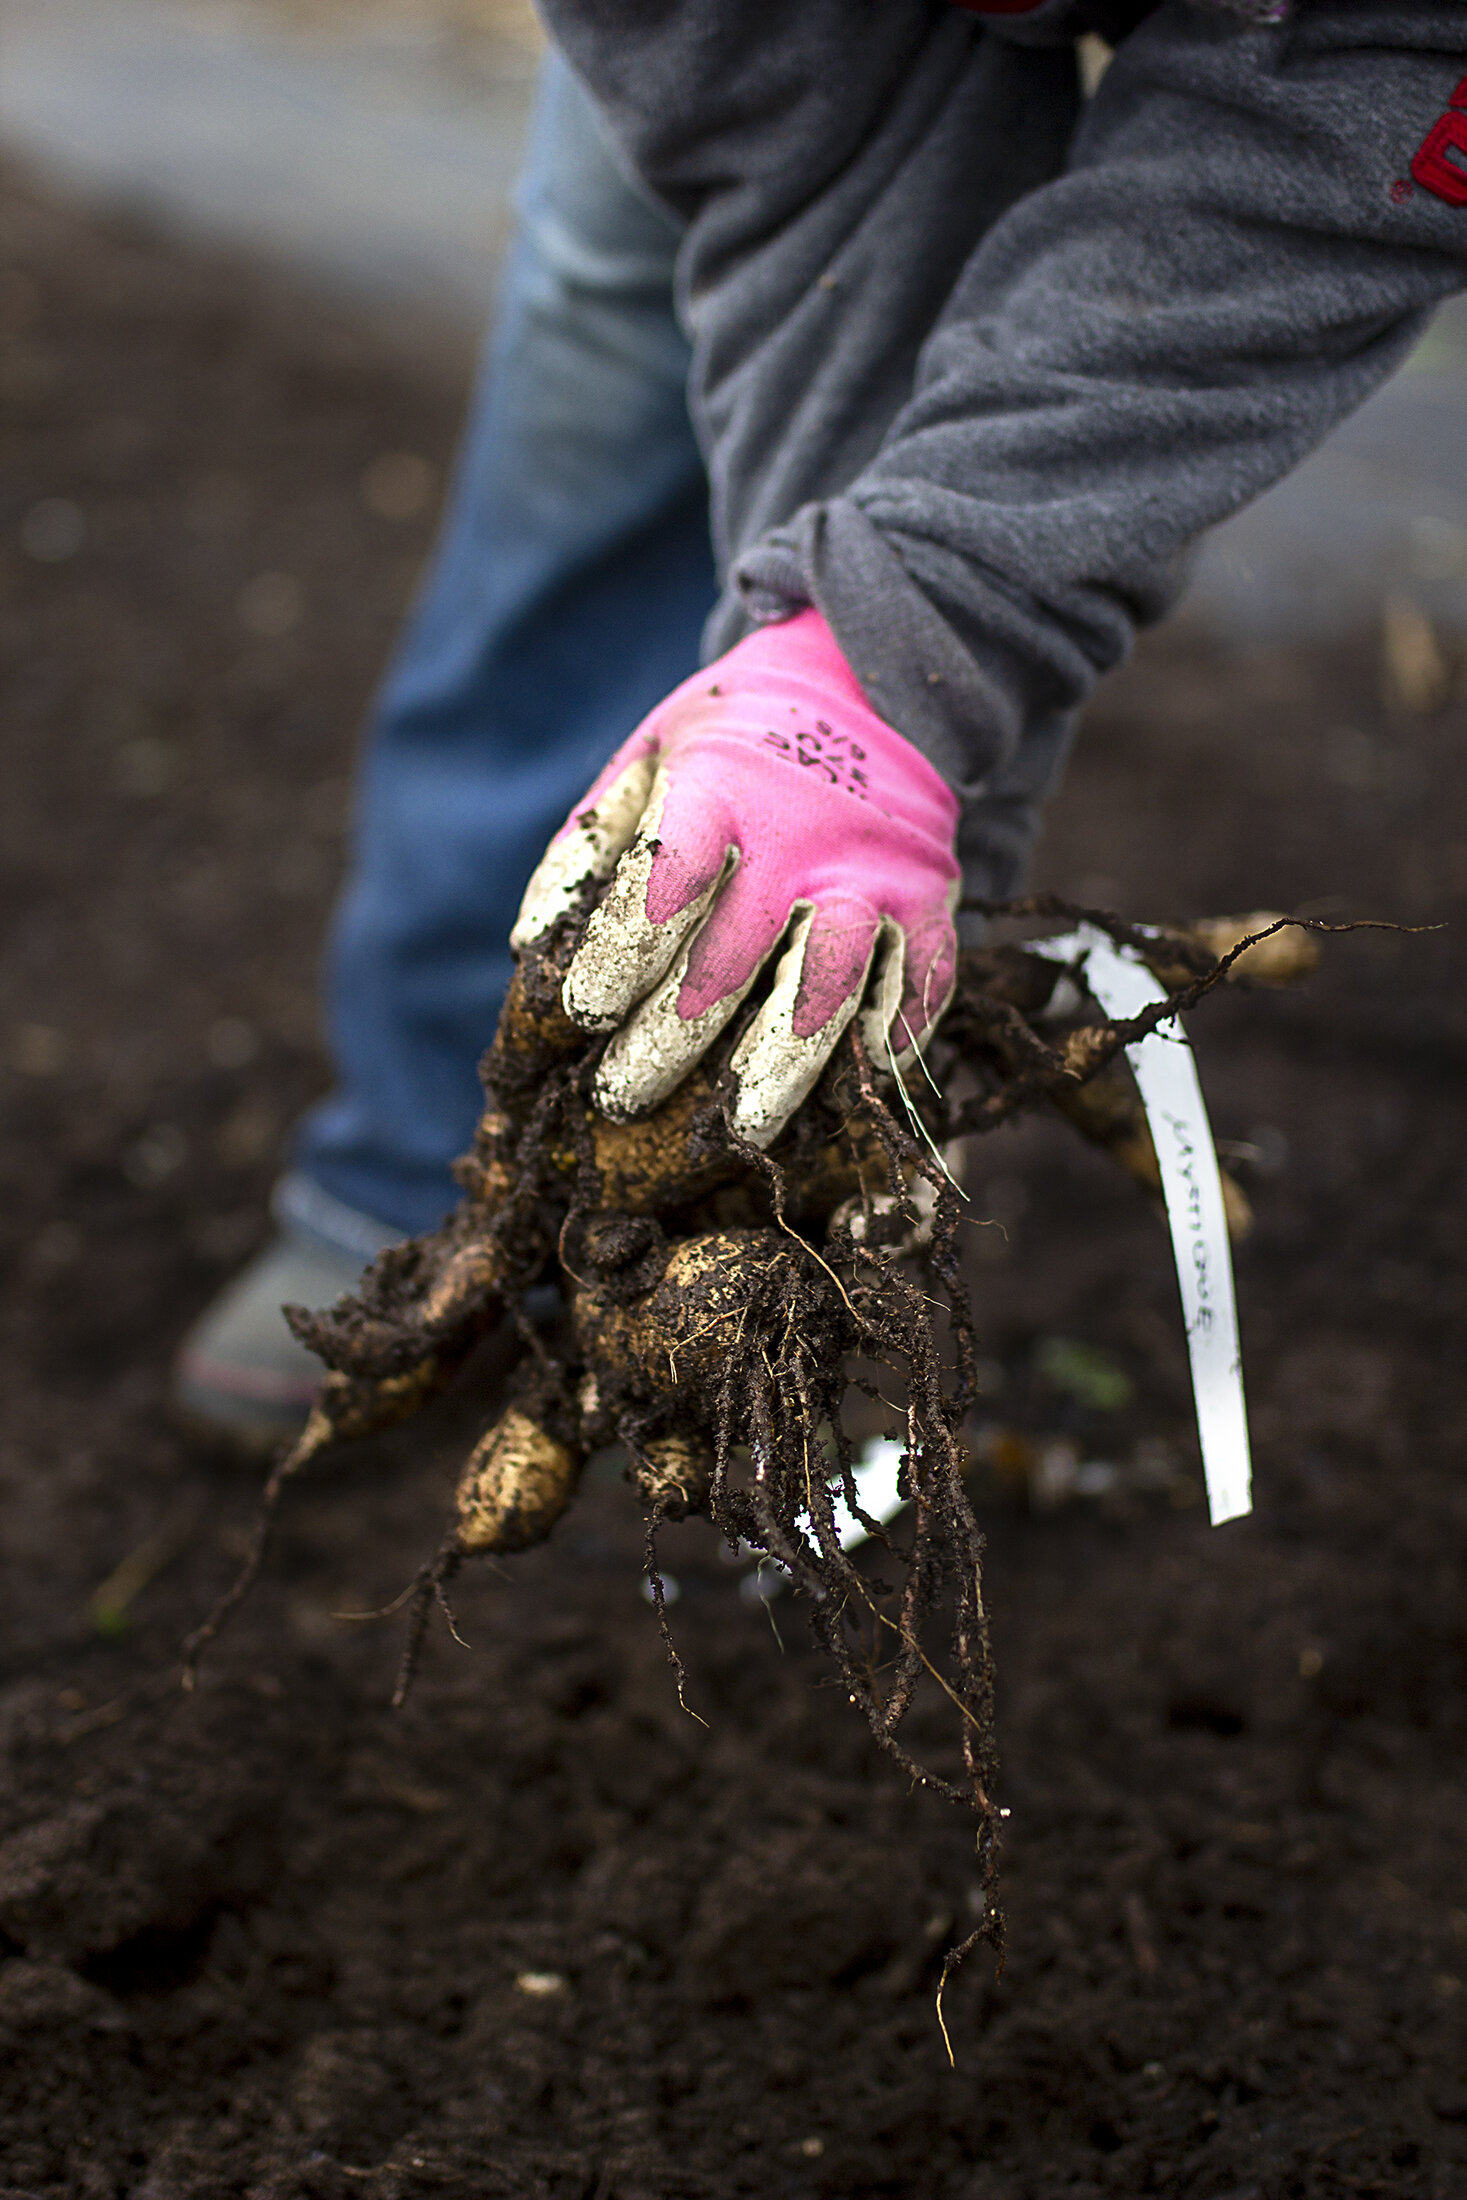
[1,128,1467,2200]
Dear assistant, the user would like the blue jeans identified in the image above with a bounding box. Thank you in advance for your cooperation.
[287,56,714,1251]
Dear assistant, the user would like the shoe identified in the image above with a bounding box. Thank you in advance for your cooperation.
[173,1178,401,1450]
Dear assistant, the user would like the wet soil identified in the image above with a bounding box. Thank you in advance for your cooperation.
[1,160,1465,2199]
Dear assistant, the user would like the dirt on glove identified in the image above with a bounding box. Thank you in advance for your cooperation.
[1,158,1466,2200]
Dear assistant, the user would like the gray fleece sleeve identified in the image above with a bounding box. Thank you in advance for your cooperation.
[539,0,1467,894]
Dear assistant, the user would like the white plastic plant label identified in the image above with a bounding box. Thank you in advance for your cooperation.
[743,1436,908,1599]
[1031,927,1252,1525]
[835,1436,907,1547]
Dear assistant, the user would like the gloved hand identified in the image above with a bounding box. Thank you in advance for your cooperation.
[512,608,961,1147]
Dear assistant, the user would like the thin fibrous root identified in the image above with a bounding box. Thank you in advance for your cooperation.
[390,1540,466,1710]
[179,1412,328,1691]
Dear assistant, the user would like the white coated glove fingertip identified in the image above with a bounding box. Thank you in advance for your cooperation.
[591,948,756,1120]
[726,907,867,1149]
[510,752,658,950]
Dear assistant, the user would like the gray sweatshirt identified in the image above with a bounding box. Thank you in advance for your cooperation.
[536,0,1467,894]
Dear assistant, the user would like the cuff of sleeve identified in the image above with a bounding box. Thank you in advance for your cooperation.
[733,498,1037,795]
[730,498,1082,905]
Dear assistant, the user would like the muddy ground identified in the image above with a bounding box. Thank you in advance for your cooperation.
[1,160,1465,2199]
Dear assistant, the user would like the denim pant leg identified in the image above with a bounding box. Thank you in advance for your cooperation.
[288,55,714,1249]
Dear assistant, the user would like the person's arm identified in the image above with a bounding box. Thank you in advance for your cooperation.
[539,1,1467,896]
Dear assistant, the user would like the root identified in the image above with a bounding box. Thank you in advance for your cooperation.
[184,900,1359,1967]
[180,1414,324,1690]
[641,1506,706,1728]
[390,1539,465,1711]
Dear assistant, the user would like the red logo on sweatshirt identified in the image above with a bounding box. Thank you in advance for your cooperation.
[1408,74,1467,206]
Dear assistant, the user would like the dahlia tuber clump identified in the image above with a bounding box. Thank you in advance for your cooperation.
[185,899,1324,1946]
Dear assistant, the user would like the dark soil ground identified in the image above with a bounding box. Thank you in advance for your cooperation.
[2,158,1465,2200]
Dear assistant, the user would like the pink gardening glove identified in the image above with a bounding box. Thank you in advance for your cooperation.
[512,609,961,1147]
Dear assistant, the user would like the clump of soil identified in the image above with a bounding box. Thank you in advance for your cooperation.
[1,158,1465,2198]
